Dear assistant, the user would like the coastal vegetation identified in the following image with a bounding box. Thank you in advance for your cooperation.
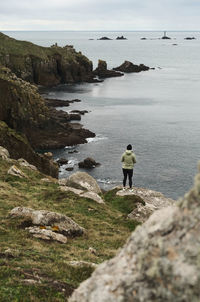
[0,155,140,301]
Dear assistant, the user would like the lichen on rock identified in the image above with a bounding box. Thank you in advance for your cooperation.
[69,164,200,302]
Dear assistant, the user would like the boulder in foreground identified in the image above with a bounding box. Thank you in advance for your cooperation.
[10,207,85,239]
[69,164,200,301]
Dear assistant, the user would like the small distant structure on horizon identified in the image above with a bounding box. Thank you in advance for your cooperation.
[162,31,171,40]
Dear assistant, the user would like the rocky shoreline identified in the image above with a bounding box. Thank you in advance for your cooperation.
[0,32,152,178]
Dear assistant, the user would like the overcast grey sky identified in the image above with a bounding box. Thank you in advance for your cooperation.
[0,0,199,31]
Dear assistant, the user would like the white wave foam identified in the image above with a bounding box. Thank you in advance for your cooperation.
[86,135,107,143]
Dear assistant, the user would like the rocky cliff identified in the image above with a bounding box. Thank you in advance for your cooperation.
[69,165,200,301]
[0,66,94,175]
[0,32,93,86]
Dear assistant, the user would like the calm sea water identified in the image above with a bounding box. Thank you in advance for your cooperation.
[4,31,200,199]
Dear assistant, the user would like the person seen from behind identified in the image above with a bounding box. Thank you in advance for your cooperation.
[121,144,136,192]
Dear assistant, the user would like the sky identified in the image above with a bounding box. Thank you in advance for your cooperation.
[0,0,200,31]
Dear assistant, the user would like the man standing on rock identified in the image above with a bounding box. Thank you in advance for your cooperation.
[121,144,136,192]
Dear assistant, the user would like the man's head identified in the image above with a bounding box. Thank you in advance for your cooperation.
[127,144,132,150]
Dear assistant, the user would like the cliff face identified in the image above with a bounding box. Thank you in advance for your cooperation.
[0,66,94,175]
[69,165,200,301]
[0,32,93,86]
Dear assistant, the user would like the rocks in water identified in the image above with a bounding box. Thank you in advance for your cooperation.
[10,207,85,238]
[116,36,127,40]
[117,187,174,223]
[78,157,100,169]
[65,167,74,171]
[184,37,196,40]
[0,146,10,160]
[57,158,68,166]
[113,60,150,73]
[98,37,112,40]
[69,165,200,302]
[93,60,123,79]
[65,171,102,194]
[45,98,82,108]
[70,110,88,115]
[7,165,27,178]
[161,35,171,39]
[69,113,81,121]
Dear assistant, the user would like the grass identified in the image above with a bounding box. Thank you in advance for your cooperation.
[0,157,142,301]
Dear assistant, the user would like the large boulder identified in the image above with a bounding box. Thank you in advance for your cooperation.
[117,187,174,223]
[113,60,150,73]
[10,207,85,237]
[69,164,200,302]
[67,172,101,194]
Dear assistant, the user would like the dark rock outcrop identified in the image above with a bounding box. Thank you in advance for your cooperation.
[0,121,58,177]
[78,157,100,169]
[0,66,95,173]
[98,37,112,40]
[57,158,68,166]
[0,32,94,87]
[116,36,127,40]
[113,60,150,73]
[69,165,200,302]
[184,37,196,40]
[44,98,81,108]
[93,60,123,79]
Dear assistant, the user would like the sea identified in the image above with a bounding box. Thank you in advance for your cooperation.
[3,30,200,199]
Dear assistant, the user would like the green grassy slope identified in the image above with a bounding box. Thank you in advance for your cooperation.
[0,157,142,301]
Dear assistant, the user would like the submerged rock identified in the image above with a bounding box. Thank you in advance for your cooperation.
[69,164,200,302]
[78,157,100,169]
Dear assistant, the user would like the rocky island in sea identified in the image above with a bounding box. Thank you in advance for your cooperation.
[0,32,199,301]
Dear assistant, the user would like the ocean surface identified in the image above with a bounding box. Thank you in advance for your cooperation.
[3,31,200,199]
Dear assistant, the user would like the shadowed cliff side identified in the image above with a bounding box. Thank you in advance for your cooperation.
[0,66,95,175]
[0,32,94,86]
[69,164,200,301]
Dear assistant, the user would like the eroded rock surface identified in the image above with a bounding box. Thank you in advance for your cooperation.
[117,187,174,222]
[69,165,200,302]
[10,207,85,239]
[113,60,150,73]
[67,172,102,194]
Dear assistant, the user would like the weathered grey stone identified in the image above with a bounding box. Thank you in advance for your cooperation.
[10,207,85,237]
[60,186,104,204]
[81,192,104,204]
[7,165,27,178]
[0,146,10,160]
[18,158,37,171]
[117,187,174,223]
[69,165,200,302]
[26,226,67,243]
[68,172,101,194]
[67,261,98,269]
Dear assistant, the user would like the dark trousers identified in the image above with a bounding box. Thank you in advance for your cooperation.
[122,168,133,188]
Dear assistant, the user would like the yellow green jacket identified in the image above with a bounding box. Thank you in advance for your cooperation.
[121,150,136,169]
